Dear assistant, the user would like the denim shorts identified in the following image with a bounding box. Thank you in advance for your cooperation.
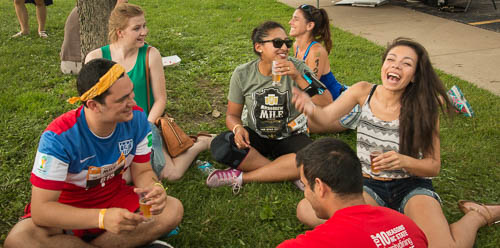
[149,122,166,177]
[363,177,442,214]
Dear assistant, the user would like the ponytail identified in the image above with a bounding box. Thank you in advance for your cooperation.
[315,9,332,54]
[298,6,333,54]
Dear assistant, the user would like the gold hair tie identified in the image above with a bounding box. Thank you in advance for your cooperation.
[67,64,125,104]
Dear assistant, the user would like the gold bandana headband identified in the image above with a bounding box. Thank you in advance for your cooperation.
[67,64,125,104]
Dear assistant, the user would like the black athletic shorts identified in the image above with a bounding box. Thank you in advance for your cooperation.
[245,127,312,159]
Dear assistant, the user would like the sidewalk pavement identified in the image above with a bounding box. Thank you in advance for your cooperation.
[279,0,500,96]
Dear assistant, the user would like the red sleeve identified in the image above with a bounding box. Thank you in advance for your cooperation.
[30,172,65,190]
[132,152,151,163]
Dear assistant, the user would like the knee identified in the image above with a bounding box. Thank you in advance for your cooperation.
[211,131,248,169]
[296,199,310,224]
[4,232,21,248]
[157,196,183,233]
[5,220,38,248]
[161,168,183,182]
[169,196,184,226]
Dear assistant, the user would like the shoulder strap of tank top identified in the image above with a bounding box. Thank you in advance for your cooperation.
[145,46,151,114]
[303,41,318,60]
[101,45,111,60]
[367,84,378,103]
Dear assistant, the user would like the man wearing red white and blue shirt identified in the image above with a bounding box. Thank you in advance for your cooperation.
[5,59,183,248]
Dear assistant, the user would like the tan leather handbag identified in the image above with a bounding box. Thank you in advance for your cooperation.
[154,115,194,157]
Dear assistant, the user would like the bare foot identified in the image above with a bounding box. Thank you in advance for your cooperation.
[196,134,214,150]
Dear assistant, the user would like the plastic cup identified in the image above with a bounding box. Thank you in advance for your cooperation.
[138,192,154,222]
[369,147,383,175]
[272,61,281,85]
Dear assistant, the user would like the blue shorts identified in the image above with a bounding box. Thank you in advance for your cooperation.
[149,122,166,177]
[363,177,442,213]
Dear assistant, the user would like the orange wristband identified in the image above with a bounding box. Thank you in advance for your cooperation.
[98,208,107,229]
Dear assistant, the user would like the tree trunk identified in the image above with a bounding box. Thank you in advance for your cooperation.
[77,0,117,62]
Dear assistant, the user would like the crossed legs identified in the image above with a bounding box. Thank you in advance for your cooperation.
[4,196,183,248]
[239,151,299,183]
[160,135,213,181]
[234,131,309,184]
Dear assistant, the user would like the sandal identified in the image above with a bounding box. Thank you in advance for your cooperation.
[38,31,48,38]
[12,31,28,38]
[196,132,216,138]
[458,200,500,226]
[189,132,215,142]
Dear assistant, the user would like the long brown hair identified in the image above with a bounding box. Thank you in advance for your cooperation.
[297,5,332,54]
[383,37,452,158]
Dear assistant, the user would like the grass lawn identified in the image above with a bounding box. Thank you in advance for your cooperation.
[0,0,499,246]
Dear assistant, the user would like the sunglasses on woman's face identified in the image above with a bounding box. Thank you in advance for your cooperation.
[260,38,293,49]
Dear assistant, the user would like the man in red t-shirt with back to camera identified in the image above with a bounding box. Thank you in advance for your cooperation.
[278,138,428,247]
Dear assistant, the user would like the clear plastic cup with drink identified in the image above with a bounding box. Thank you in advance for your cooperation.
[369,147,383,175]
[272,61,282,86]
[138,192,154,222]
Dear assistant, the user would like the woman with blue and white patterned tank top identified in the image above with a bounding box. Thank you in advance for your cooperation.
[292,37,500,247]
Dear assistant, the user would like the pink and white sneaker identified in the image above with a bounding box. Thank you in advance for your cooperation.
[206,168,243,194]
[293,179,305,191]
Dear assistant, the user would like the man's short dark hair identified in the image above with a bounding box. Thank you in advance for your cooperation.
[296,138,363,197]
[77,58,124,106]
